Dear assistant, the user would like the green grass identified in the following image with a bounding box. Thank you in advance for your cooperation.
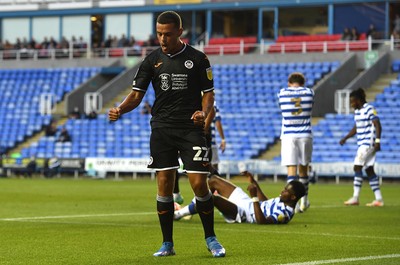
[1,177,399,265]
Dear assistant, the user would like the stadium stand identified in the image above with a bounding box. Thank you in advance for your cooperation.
[203,36,258,55]
[268,33,368,53]
[215,61,338,161]
[0,67,100,155]
[17,61,339,161]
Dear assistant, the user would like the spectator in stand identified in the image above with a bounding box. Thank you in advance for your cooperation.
[25,156,37,178]
[14,38,22,50]
[104,35,112,48]
[4,40,13,50]
[141,101,152,115]
[41,37,50,49]
[57,127,71,143]
[29,38,37,49]
[341,27,352,40]
[129,35,137,47]
[69,107,81,119]
[49,37,58,49]
[393,14,400,35]
[118,34,129,47]
[110,36,118,48]
[144,34,157,47]
[366,24,377,39]
[86,110,98,120]
[60,37,69,49]
[45,120,58,137]
[77,36,86,49]
[351,27,360,40]
[22,37,29,49]
[129,35,141,54]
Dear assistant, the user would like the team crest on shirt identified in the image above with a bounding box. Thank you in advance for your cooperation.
[206,67,213,80]
[159,73,170,91]
[184,60,193,69]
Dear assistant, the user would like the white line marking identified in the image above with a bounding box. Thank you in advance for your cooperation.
[0,212,153,221]
[275,254,400,265]
[1,212,400,242]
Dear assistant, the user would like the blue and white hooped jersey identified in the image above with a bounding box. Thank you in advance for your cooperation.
[259,197,294,224]
[278,86,314,139]
[354,103,379,147]
[210,104,221,147]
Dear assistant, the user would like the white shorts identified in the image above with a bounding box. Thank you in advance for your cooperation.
[211,146,220,165]
[281,137,313,166]
[223,187,255,224]
[354,145,376,167]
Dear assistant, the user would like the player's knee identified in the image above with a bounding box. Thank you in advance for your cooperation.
[353,165,362,172]
[190,179,209,196]
[208,175,218,188]
[365,166,375,176]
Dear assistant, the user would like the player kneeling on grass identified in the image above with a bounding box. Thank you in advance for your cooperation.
[175,171,305,224]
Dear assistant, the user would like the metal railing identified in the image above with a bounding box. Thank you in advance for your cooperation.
[0,37,399,62]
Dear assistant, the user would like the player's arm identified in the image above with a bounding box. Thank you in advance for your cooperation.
[204,106,216,134]
[247,184,274,224]
[215,120,226,152]
[243,171,268,201]
[339,125,356,145]
[372,118,382,151]
[191,91,215,127]
[109,90,145,121]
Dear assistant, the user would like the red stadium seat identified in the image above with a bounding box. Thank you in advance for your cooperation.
[109,48,124,57]
[349,41,368,51]
[306,42,324,52]
[327,42,347,51]
[204,36,257,54]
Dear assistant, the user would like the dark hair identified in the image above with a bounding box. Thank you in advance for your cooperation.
[288,72,305,86]
[289,180,306,200]
[157,11,182,29]
[350,88,366,102]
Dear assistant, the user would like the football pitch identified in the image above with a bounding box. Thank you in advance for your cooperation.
[1,177,399,265]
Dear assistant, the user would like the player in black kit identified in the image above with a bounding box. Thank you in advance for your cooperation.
[108,11,225,258]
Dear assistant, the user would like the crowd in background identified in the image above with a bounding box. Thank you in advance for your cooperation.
[0,20,400,56]
[0,34,158,53]
[0,34,162,58]
[0,35,87,52]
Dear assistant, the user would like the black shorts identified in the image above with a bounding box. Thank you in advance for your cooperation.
[148,127,210,173]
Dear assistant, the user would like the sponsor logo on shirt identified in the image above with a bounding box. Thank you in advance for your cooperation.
[184,60,193,69]
[159,73,170,91]
[206,67,213,80]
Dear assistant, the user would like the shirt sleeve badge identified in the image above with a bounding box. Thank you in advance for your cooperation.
[206,67,213,81]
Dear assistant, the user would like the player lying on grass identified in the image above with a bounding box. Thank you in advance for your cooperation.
[175,171,306,224]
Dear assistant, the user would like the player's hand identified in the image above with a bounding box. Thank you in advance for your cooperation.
[108,107,121,121]
[241,171,256,184]
[339,138,346,145]
[191,110,206,127]
[219,139,226,153]
[374,142,381,152]
[247,183,258,197]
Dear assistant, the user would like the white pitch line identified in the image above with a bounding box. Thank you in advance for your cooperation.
[275,254,400,265]
[1,212,400,242]
[0,212,153,221]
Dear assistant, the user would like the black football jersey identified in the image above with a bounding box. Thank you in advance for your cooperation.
[132,44,214,129]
